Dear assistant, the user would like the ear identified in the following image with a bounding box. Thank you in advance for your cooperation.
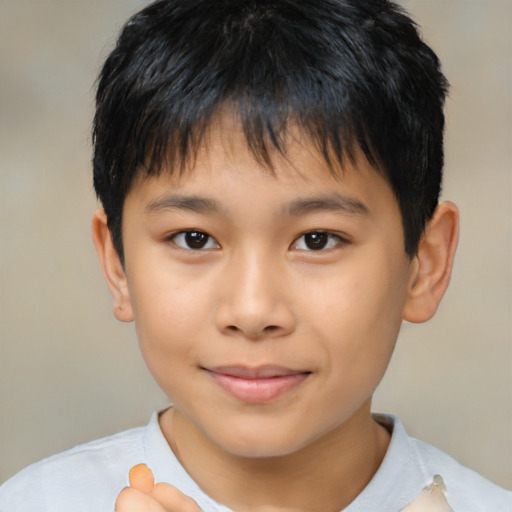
[91,209,134,322]
[402,201,459,323]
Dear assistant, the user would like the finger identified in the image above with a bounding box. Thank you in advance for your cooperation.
[116,487,168,512]
[402,486,454,512]
[129,463,154,494]
[153,482,202,511]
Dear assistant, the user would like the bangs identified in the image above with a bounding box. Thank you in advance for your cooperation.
[93,0,448,260]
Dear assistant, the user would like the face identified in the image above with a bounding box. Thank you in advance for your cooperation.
[118,123,416,458]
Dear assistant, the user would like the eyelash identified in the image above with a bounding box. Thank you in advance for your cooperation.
[169,230,220,250]
[292,231,347,252]
[168,229,348,252]
[167,229,348,252]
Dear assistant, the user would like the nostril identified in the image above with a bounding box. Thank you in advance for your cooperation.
[224,324,280,337]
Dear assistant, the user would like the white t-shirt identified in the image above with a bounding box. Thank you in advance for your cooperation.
[0,412,510,511]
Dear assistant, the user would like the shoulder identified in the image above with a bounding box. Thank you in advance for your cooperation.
[369,414,511,512]
[410,435,512,511]
[0,423,147,512]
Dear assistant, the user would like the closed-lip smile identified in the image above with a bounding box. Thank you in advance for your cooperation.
[203,365,311,403]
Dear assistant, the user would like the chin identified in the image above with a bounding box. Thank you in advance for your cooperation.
[208,421,317,460]
[224,439,303,459]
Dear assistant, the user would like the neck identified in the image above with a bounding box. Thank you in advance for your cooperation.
[160,403,390,512]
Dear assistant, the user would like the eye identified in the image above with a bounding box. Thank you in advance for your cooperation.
[170,230,220,250]
[292,231,345,251]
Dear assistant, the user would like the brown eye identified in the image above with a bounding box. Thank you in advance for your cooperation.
[184,231,209,249]
[171,230,219,250]
[293,231,344,251]
[304,232,329,250]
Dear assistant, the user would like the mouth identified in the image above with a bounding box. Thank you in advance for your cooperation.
[202,365,311,403]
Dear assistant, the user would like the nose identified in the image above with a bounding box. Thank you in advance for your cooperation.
[214,250,296,340]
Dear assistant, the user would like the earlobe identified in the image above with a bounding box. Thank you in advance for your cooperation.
[91,209,134,322]
[402,201,459,323]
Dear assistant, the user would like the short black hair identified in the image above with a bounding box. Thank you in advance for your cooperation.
[93,0,448,261]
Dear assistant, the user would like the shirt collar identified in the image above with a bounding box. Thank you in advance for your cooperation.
[144,411,430,512]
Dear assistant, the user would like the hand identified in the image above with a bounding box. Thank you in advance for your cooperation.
[401,476,453,512]
[115,464,202,511]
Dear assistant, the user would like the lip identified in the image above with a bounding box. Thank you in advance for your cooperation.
[203,365,311,403]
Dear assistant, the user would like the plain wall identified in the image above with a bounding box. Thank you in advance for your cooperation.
[1,0,511,488]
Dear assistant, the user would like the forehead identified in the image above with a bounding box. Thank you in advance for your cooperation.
[133,112,385,196]
[125,116,399,227]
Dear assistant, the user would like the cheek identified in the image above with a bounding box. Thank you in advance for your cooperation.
[128,269,211,370]
[314,256,407,376]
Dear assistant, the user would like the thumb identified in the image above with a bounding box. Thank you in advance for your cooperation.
[128,464,202,511]
[153,483,202,512]
[129,464,155,494]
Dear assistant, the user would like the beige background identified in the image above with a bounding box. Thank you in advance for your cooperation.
[1,0,511,489]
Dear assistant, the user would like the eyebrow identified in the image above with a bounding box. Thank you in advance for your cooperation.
[144,192,369,218]
[285,194,369,217]
[144,195,222,214]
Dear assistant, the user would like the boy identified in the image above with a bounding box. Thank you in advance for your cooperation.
[0,0,510,510]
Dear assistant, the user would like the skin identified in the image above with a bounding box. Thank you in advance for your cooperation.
[94,117,459,512]
[116,464,200,511]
